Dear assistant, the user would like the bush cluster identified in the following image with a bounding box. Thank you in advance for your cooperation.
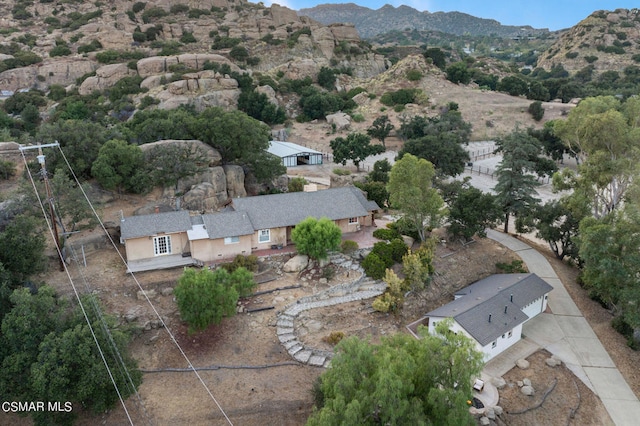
[219,254,259,273]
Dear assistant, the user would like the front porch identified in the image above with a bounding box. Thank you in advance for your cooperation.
[126,254,199,273]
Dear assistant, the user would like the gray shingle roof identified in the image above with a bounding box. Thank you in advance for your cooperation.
[427,273,553,346]
[201,211,255,239]
[120,210,192,239]
[232,186,379,229]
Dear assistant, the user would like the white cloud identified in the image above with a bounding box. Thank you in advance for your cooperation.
[262,0,294,9]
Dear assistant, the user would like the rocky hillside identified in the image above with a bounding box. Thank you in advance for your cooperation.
[537,8,640,74]
[0,0,387,94]
[298,3,549,38]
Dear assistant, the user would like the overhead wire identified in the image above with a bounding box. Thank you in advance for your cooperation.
[66,243,154,426]
[19,148,135,426]
[48,166,151,423]
[55,144,234,425]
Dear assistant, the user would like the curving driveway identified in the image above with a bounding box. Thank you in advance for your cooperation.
[484,229,640,426]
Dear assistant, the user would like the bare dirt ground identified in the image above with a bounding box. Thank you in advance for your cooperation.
[498,349,612,426]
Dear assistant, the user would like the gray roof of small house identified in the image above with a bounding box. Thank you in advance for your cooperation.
[267,141,322,158]
[232,186,379,230]
[120,210,192,240]
[201,211,255,239]
[427,273,553,346]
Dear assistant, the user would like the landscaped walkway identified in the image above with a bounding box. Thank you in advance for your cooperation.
[485,229,640,426]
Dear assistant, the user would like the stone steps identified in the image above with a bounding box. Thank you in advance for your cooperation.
[275,271,386,367]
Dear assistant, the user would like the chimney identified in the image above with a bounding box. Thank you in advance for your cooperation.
[154,205,159,214]
[488,314,492,323]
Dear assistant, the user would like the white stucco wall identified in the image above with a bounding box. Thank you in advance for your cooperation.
[522,294,548,321]
[428,316,524,362]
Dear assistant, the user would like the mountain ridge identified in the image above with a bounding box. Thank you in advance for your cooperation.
[298,3,550,38]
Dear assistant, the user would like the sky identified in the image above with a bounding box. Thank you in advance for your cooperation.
[262,0,639,31]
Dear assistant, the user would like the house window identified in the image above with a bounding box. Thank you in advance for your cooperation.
[491,341,497,349]
[348,217,358,224]
[224,236,240,245]
[153,235,172,256]
[508,330,513,338]
[259,229,270,243]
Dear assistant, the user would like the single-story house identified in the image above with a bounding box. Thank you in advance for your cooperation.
[268,140,323,167]
[424,273,553,361]
[120,186,378,272]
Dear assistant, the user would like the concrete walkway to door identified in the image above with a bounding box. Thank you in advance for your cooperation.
[484,229,640,426]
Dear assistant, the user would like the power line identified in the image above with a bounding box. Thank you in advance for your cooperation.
[55,144,234,425]
[66,243,154,426]
[19,146,135,426]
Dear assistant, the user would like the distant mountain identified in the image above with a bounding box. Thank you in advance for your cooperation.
[298,3,550,39]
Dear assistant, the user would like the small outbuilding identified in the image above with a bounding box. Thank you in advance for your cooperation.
[423,273,553,361]
[267,141,323,167]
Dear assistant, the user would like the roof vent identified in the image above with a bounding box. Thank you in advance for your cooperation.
[504,305,508,314]
[488,314,492,323]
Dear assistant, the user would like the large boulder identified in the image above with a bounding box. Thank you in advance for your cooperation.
[137,54,239,78]
[139,139,222,167]
[283,255,309,273]
[326,112,351,131]
[182,182,227,211]
[223,165,247,199]
[79,63,138,95]
[180,167,228,211]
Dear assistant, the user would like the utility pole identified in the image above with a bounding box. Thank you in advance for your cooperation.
[19,142,65,271]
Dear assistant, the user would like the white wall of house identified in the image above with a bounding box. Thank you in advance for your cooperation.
[428,315,524,362]
[480,323,523,361]
[522,294,549,321]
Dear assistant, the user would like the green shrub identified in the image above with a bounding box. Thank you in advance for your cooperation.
[188,8,211,18]
[632,54,640,63]
[50,45,72,57]
[565,51,579,59]
[584,55,599,63]
[372,228,400,241]
[220,254,259,273]
[496,259,527,273]
[141,6,168,23]
[351,113,365,123]
[332,168,350,176]
[389,238,408,263]
[139,95,159,109]
[322,331,345,345]
[322,266,336,281]
[132,2,146,13]
[361,253,386,280]
[288,176,307,192]
[169,4,189,14]
[47,84,66,101]
[180,32,196,44]
[229,45,249,61]
[0,160,16,180]
[528,101,544,121]
[340,240,358,255]
[388,217,420,241]
[406,69,423,81]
